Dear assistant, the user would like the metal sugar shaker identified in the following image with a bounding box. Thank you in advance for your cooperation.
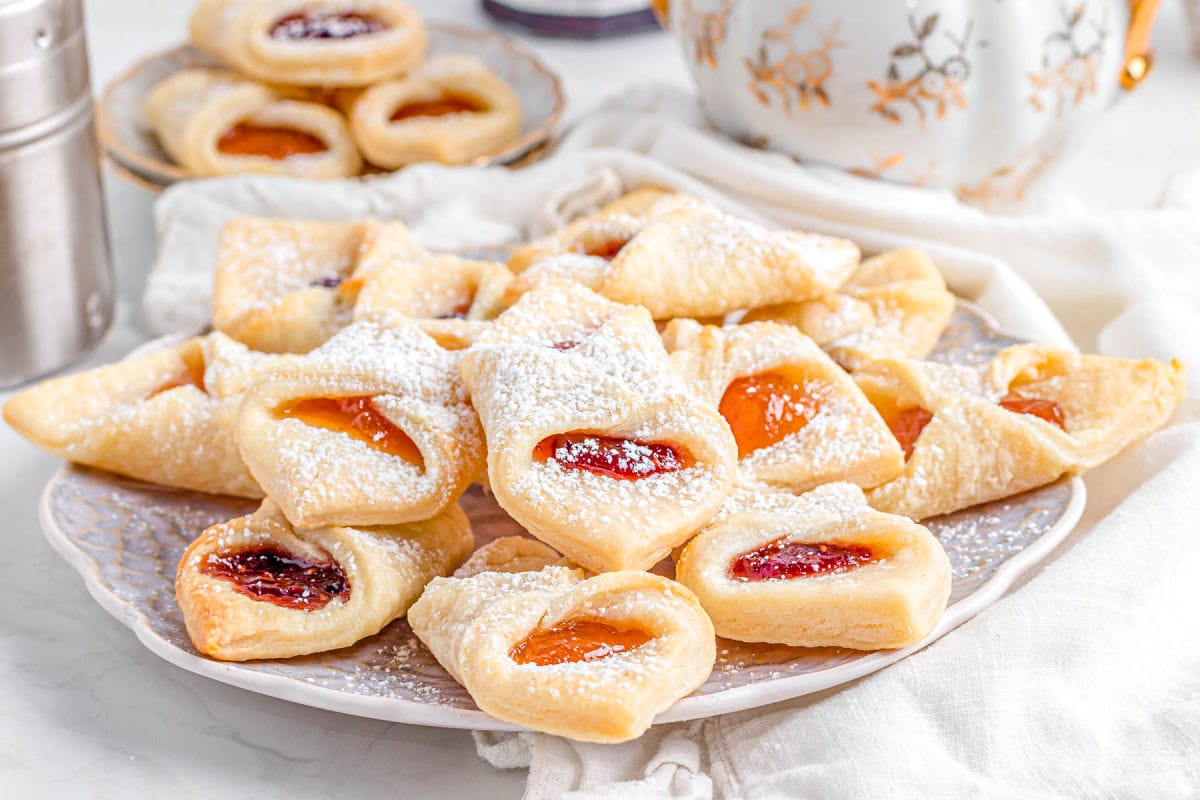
[0,0,112,388]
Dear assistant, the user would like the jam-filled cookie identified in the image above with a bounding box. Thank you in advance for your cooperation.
[859,345,1186,520]
[189,0,426,87]
[353,253,513,349]
[177,498,472,661]
[211,218,425,353]
[676,483,951,649]
[347,55,522,168]
[662,319,904,492]
[3,333,271,497]
[460,281,738,573]
[505,192,860,320]
[745,248,956,370]
[144,69,362,178]
[408,564,715,742]
[238,319,484,529]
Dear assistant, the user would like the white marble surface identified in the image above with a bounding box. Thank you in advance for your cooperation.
[2,1,1198,797]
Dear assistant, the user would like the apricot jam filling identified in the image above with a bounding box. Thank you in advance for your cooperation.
[510,618,653,666]
[575,238,629,261]
[533,433,689,480]
[998,392,1066,430]
[730,538,873,582]
[147,351,207,399]
[276,396,424,467]
[390,95,486,121]
[201,546,350,610]
[217,123,327,160]
[887,407,933,460]
[718,372,819,458]
[270,11,387,40]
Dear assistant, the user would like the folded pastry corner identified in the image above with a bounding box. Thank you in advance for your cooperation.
[408,565,715,742]
[745,248,955,369]
[177,498,472,661]
[460,281,738,572]
[144,68,362,178]
[859,345,1186,519]
[3,332,271,497]
[348,54,522,168]
[238,318,484,528]
[676,483,951,649]
[189,0,427,88]
[663,319,904,493]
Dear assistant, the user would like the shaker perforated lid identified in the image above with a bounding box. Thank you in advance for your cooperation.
[0,0,90,137]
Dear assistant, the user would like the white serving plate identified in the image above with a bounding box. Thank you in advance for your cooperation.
[38,301,1085,731]
[97,23,565,190]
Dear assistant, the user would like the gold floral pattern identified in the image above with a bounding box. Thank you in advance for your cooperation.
[683,0,736,68]
[745,4,846,115]
[868,13,974,127]
[1027,4,1109,115]
[848,151,939,187]
[956,144,1058,209]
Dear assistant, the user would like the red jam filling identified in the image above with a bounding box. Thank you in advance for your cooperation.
[276,396,424,467]
[270,11,387,40]
[390,95,486,121]
[576,238,629,261]
[718,372,819,458]
[147,351,207,399]
[550,340,580,351]
[998,392,1066,430]
[510,618,652,666]
[201,546,350,610]
[533,432,689,480]
[887,407,933,460]
[217,123,327,160]
[310,274,347,289]
[729,538,873,582]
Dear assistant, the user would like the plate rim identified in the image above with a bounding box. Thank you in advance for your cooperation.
[96,23,566,188]
[35,300,1088,731]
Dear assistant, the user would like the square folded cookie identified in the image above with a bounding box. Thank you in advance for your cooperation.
[858,345,1186,519]
[238,319,484,528]
[460,281,739,572]
[663,319,903,492]
[212,218,425,353]
[408,558,715,742]
[506,190,860,320]
[177,498,472,661]
[744,248,956,370]
[675,483,951,649]
[3,332,271,497]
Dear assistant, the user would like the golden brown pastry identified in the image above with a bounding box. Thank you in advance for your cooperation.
[188,0,427,87]
[211,218,425,354]
[859,345,1186,519]
[505,192,860,320]
[353,253,513,349]
[676,483,951,649]
[408,565,715,742]
[460,281,738,573]
[662,319,903,492]
[177,498,472,660]
[744,248,956,370]
[237,319,484,528]
[3,333,271,497]
[144,69,362,178]
[452,536,570,578]
[347,55,523,168]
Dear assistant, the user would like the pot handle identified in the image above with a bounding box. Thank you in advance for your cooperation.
[650,0,670,28]
[1121,0,1160,89]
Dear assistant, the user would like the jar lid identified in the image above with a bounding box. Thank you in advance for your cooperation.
[0,0,90,136]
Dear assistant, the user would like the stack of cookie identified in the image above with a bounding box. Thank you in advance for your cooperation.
[144,0,523,178]
[4,188,1184,742]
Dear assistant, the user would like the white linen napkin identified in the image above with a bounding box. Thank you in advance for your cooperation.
[145,86,1200,799]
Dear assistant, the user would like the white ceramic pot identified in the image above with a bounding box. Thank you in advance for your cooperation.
[656,0,1159,207]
